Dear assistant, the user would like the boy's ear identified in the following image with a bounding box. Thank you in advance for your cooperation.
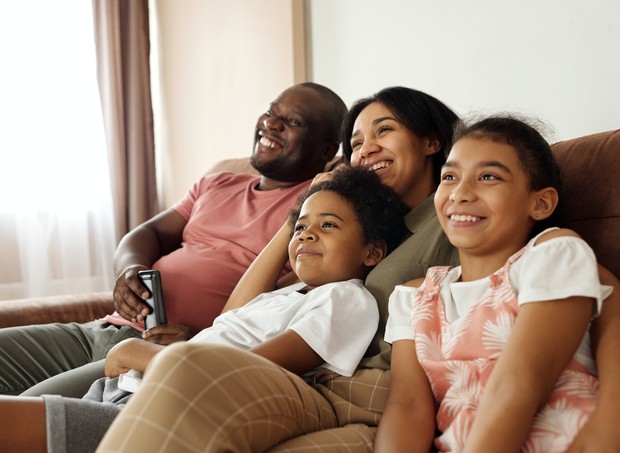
[530,187,559,220]
[363,241,387,267]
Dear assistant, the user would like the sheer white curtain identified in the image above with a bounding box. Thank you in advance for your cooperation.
[0,1,117,299]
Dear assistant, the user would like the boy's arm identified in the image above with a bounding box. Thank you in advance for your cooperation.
[374,339,435,453]
[222,222,292,313]
[463,296,594,453]
[249,330,323,376]
[567,265,620,452]
[104,338,165,377]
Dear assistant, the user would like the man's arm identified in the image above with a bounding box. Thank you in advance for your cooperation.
[113,209,187,323]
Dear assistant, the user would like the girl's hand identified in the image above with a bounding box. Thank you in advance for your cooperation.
[566,410,620,453]
[142,324,194,345]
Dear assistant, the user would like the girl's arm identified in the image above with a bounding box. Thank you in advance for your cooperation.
[567,265,620,452]
[463,295,595,453]
[104,338,165,377]
[221,222,292,313]
[375,339,435,453]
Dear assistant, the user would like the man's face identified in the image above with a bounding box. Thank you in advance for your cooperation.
[251,86,332,182]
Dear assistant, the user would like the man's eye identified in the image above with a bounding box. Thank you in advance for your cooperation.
[287,118,302,127]
[265,109,275,117]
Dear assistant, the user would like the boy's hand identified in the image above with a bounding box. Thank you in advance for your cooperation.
[142,324,193,345]
[105,338,140,378]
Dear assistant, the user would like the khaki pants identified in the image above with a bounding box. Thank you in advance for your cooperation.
[97,344,389,452]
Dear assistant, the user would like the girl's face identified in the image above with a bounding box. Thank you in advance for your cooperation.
[435,137,540,264]
[288,191,383,290]
[349,102,439,208]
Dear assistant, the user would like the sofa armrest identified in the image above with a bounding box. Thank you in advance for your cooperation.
[0,291,114,328]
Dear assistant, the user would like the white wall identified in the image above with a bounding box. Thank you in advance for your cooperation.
[308,0,620,142]
[151,0,303,206]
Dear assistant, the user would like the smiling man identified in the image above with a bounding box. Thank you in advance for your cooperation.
[0,82,347,398]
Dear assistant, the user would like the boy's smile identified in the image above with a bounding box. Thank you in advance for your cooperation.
[288,190,378,290]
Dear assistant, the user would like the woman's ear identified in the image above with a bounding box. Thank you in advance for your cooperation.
[363,241,387,267]
[530,187,559,220]
[425,137,442,156]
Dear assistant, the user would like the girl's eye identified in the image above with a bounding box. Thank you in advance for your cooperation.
[440,173,456,182]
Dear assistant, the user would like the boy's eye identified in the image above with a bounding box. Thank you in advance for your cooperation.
[481,173,499,181]
[294,224,306,233]
[440,173,456,181]
[322,221,336,229]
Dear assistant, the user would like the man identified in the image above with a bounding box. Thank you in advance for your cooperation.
[0,82,347,398]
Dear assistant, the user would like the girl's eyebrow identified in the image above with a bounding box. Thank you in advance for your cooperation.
[442,160,513,174]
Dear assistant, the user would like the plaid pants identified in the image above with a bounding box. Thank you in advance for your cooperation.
[97,343,387,452]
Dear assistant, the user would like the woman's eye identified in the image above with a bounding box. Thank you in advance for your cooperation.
[377,126,392,135]
[351,140,362,151]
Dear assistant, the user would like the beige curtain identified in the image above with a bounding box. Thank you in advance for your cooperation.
[92,0,158,242]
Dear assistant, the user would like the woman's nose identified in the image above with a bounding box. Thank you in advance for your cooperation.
[352,139,379,165]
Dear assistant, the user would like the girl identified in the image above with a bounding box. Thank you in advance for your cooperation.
[378,116,613,452]
[1,166,409,453]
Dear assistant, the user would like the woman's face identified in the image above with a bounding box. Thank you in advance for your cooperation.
[349,102,439,208]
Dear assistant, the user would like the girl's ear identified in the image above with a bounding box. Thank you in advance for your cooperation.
[530,187,559,220]
[363,241,387,267]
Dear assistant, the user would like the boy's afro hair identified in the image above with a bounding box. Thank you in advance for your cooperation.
[289,165,410,254]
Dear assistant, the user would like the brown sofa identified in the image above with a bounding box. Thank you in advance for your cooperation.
[1,130,618,328]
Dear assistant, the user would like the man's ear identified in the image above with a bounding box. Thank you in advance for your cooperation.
[363,241,387,267]
[321,141,340,163]
[530,187,559,220]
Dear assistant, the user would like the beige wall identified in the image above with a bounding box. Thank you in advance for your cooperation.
[151,0,306,207]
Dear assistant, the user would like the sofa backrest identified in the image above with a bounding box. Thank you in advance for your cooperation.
[551,129,620,278]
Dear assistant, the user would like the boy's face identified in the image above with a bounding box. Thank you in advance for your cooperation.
[288,190,382,290]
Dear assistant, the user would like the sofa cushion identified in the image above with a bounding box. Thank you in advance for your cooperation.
[551,130,620,278]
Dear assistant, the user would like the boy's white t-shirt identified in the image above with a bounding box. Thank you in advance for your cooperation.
[190,278,379,377]
[385,232,613,374]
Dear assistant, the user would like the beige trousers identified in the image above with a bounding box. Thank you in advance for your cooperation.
[96,343,377,452]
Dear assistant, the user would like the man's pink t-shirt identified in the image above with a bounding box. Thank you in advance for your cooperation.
[101,172,310,333]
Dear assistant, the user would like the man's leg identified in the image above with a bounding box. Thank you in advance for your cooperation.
[97,344,339,453]
[0,322,139,396]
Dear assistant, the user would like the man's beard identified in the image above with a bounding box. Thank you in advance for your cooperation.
[250,153,295,182]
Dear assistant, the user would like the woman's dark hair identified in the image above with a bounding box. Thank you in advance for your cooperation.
[341,86,460,183]
[289,166,409,255]
[453,115,563,234]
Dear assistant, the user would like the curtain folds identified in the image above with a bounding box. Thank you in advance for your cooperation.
[92,0,158,241]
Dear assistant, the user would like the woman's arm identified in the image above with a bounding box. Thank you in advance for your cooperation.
[375,339,435,453]
[221,222,292,313]
[567,265,620,452]
[463,295,595,453]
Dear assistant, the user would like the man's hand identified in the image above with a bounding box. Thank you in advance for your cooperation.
[142,324,194,345]
[113,265,151,323]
